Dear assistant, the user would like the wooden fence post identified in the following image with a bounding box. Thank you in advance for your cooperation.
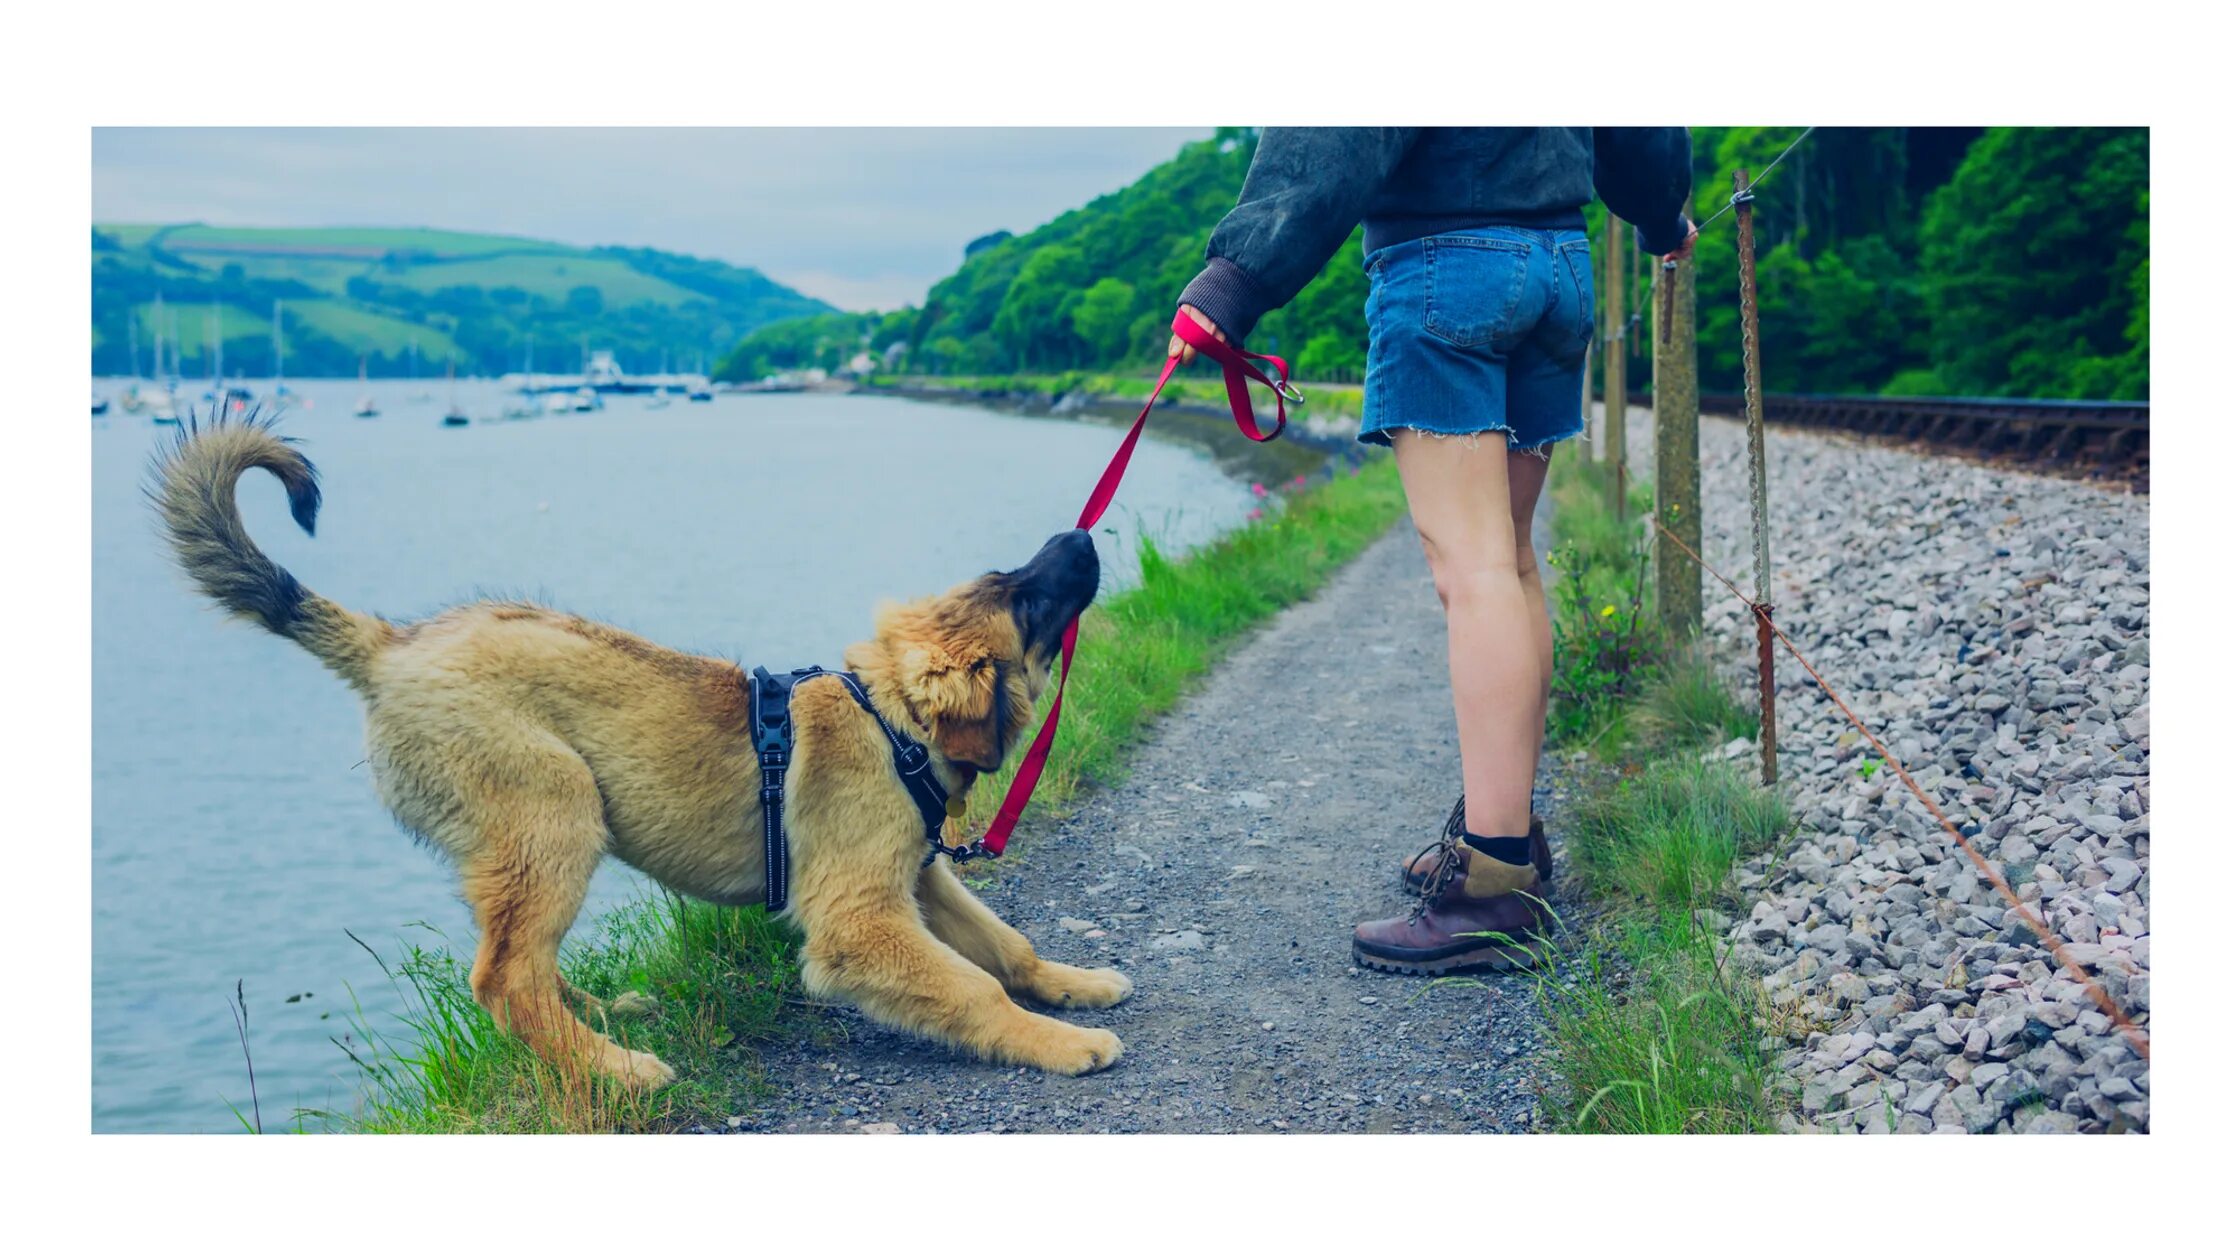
[1630,229,1644,360]
[1654,252,1701,640]
[1602,213,1627,511]
[1580,338,1597,463]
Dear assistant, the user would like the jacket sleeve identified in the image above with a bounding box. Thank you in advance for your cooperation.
[1177,127,1418,342]
[1592,127,1695,256]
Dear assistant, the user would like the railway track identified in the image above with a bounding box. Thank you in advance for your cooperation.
[1630,391,2149,492]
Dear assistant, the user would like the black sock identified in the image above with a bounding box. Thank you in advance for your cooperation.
[1463,830,1533,866]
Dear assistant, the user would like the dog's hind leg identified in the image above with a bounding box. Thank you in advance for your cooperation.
[796,883,1124,1076]
[455,741,675,1091]
[917,859,1132,1010]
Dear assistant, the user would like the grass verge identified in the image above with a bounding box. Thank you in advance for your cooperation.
[311,456,1408,1133]
[293,897,801,1134]
[1526,446,1794,1133]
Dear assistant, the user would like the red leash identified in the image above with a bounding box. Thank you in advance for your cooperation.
[974,310,1300,856]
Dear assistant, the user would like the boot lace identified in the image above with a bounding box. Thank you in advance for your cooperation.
[1404,794,1470,921]
[1408,794,1472,923]
[1407,842,1465,922]
[1404,795,1467,877]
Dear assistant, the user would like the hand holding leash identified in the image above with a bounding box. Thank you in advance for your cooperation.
[1168,303,1225,365]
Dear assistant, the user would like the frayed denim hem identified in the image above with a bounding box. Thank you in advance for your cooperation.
[1360,419,1582,460]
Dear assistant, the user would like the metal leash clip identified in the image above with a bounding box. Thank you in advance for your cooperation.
[922,836,997,868]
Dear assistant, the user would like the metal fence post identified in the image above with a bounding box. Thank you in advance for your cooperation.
[1654,252,1701,640]
[1602,212,1628,512]
[1734,168,1777,787]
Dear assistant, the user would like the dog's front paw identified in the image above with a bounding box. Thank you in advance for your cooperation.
[1027,962,1134,1010]
[1028,1025,1124,1076]
[603,1046,677,1090]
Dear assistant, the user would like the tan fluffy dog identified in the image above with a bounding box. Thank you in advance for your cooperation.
[152,416,1129,1088]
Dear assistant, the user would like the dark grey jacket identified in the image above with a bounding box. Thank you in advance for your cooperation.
[1179,126,1693,341]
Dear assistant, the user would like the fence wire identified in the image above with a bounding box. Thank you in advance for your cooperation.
[1651,519,2151,1064]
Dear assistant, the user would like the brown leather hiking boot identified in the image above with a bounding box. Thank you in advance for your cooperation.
[1402,797,1550,892]
[1355,841,1554,976]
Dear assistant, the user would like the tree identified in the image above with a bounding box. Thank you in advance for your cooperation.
[1920,127,2147,399]
[992,244,1091,369]
[1295,331,1358,383]
[719,127,2146,402]
[1070,278,1137,365]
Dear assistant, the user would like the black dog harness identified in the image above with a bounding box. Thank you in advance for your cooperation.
[751,666,988,913]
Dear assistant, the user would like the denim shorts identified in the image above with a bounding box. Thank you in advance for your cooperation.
[1359,225,1596,453]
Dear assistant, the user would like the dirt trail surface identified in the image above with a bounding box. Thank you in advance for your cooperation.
[717,519,1567,1134]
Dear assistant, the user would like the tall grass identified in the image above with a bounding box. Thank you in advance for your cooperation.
[1544,452,1661,754]
[1635,640,1760,754]
[315,458,1410,1133]
[303,896,803,1134]
[1567,757,1790,908]
[1531,447,1795,1133]
[1535,911,1784,1134]
[1533,689,1792,1134]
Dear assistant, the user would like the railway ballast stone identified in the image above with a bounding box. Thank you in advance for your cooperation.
[1609,405,2150,1134]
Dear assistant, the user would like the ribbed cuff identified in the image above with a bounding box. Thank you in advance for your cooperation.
[1176,256,1269,344]
[1634,212,1691,258]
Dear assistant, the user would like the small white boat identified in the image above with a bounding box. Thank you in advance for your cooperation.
[148,387,180,425]
[544,392,577,416]
[441,360,469,426]
[92,391,110,416]
[572,388,602,413]
[644,393,671,411]
[352,353,379,418]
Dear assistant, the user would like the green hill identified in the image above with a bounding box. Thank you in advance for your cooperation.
[93,224,833,378]
[718,126,2147,401]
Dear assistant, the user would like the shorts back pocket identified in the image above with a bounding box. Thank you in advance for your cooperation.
[1421,235,1531,348]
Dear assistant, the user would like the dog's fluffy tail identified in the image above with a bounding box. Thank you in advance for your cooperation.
[149,411,395,689]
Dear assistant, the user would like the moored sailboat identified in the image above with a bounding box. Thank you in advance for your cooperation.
[353,353,379,418]
[442,359,470,426]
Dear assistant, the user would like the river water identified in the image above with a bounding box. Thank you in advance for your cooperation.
[90,378,1253,1132]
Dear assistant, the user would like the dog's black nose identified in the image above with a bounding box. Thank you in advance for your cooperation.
[1054,529,1099,587]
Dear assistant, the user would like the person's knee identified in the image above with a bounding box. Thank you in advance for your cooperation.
[1513,538,1541,587]
[1424,544,1523,610]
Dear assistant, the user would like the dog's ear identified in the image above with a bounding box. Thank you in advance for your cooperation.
[897,641,1002,769]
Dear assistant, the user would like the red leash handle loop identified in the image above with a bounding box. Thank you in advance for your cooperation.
[973,311,1301,856]
[1169,311,1297,443]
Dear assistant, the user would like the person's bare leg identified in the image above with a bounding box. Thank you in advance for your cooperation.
[1507,449,1555,774]
[1391,430,1537,839]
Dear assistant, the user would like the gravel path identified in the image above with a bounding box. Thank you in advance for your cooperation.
[1601,406,2151,1134]
[714,516,1574,1134]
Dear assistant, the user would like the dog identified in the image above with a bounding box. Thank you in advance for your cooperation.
[151,416,1130,1088]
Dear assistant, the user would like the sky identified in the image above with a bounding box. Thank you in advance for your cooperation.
[91,127,1212,311]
